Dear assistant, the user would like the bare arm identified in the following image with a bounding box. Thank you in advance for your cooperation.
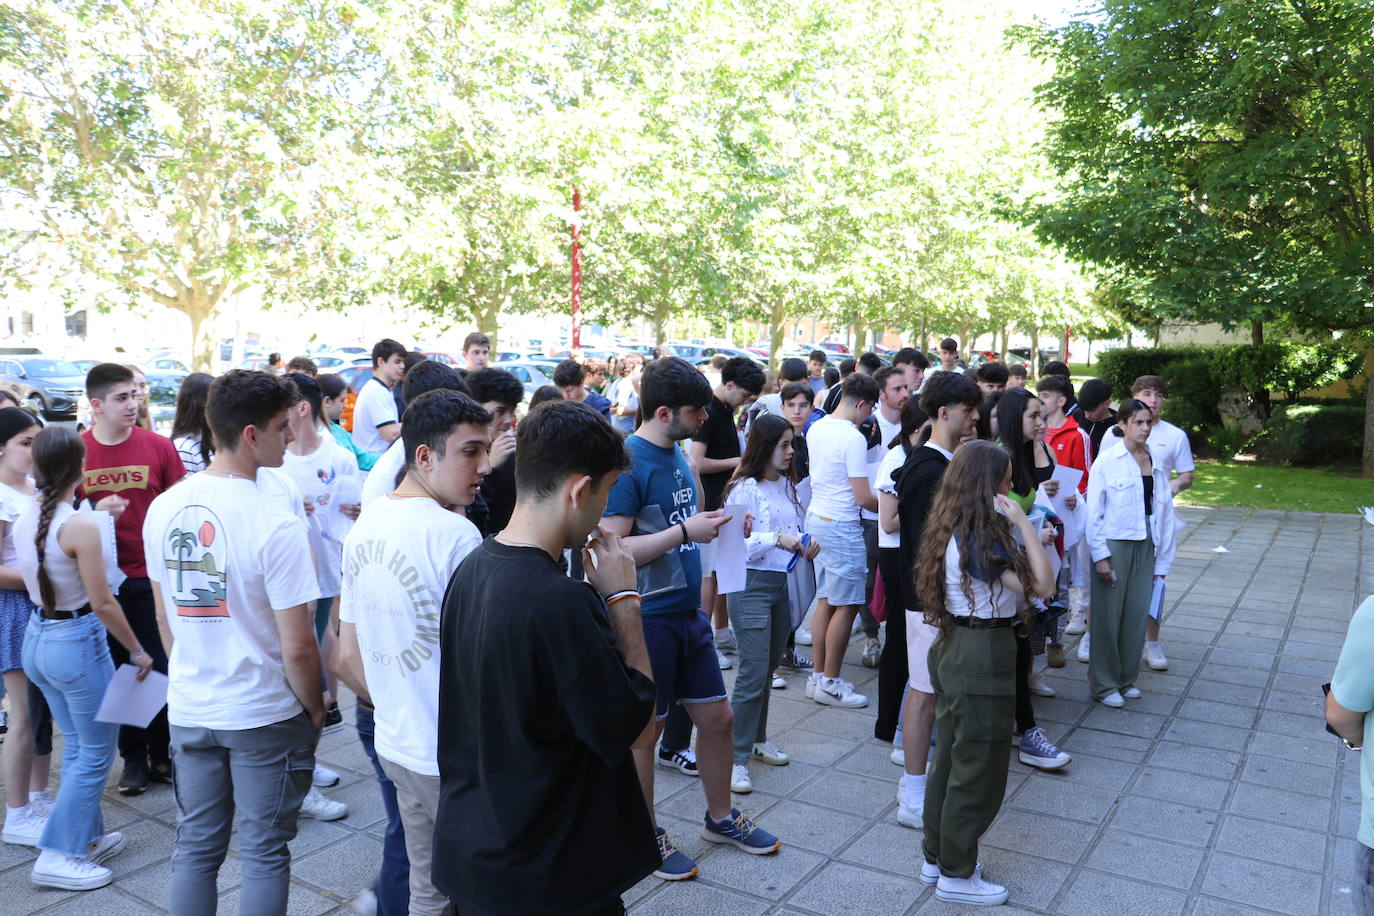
[1326,691,1365,747]
[689,440,740,476]
[64,519,151,674]
[1170,470,1194,495]
[583,531,655,744]
[151,582,174,655]
[602,510,728,568]
[0,521,21,590]
[878,491,900,536]
[274,602,326,727]
[849,476,878,512]
[332,621,372,706]
[377,423,401,445]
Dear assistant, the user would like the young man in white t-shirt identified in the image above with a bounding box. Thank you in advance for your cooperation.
[280,374,360,728]
[858,366,908,668]
[804,372,880,708]
[143,370,323,913]
[1131,375,1195,672]
[335,389,491,915]
[359,360,469,508]
[353,338,408,456]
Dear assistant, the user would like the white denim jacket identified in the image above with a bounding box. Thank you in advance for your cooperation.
[1085,438,1177,576]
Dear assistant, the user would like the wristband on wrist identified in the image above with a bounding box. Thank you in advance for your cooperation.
[606,590,641,606]
[677,520,689,545]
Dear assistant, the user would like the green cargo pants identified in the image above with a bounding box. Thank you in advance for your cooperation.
[921,624,1016,879]
[1087,537,1155,701]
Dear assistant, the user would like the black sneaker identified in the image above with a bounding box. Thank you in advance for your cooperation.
[119,757,150,796]
[779,648,812,669]
[150,761,174,785]
[323,702,344,734]
[656,745,699,776]
[0,708,8,744]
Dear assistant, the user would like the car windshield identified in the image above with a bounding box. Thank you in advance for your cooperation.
[22,359,82,377]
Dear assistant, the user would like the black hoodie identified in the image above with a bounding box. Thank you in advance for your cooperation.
[891,443,952,611]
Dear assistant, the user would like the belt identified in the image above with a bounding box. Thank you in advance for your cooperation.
[947,615,1015,630]
[41,604,93,621]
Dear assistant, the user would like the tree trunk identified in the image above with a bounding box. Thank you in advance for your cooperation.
[475,300,500,349]
[918,315,928,354]
[1249,320,1270,418]
[1363,357,1374,478]
[1251,320,1263,346]
[1029,326,1041,377]
[999,325,1009,361]
[958,322,972,362]
[769,299,786,373]
[652,303,670,345]
[186,304,216,373]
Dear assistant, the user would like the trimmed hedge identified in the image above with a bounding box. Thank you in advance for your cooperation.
[1096,343,1364,402]
[1254,404,1366,465]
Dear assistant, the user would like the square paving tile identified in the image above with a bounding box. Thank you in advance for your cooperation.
[1200,852,1323,915]
[1057,869,1188,916]
[786,861,923,916]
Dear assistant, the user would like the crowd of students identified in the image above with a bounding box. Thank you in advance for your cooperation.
[0,331,1196,912]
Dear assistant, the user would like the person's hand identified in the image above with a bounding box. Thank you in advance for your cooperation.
[584,527,638,598]
[95,495,129,520]
[777,532,802,553]
[805,537,821,560]
[302,498,315,517]
[340,502,361,521]
[309,705,326,730]
[1064,493,1077,511]
[1042,479,1060,498]
[490,430,517,469]
[994,494,1027,525]
[742,512,755,539]
[131,648,154,681]
[684,509,729,543]
[1095,558,1116,585]
[1170,479,1183,496]
[1039,526,1056,545]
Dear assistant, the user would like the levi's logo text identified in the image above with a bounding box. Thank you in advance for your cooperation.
[84,465,149,493]
[161,506,229,618]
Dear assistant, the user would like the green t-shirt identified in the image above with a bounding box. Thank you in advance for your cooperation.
[1331,595,1374,849]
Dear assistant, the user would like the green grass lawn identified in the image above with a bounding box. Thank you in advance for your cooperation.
[1177,460,1374,514]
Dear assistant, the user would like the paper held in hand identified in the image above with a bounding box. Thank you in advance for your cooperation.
[1035,465,1084,547]
[713,505,749,595]
[95,664,169,729]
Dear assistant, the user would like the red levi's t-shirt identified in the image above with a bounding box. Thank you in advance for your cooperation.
[80,427,186,578]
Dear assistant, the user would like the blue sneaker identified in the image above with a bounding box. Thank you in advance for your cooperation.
[701,808,781,855]
[654,827,698,880]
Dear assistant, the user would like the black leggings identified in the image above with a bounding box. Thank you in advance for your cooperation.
[1015,634,1036,734]
[874,547,908,742]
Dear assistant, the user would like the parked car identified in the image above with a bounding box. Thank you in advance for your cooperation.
[423,351,459,367]
[0,357,86,420]
[499,360,559,403]
[692,346,768,366]
[147,357,190,374]
[818,341,851,355]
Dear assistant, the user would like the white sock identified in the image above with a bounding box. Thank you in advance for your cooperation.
[29,790,47,802]
[900,773,927,803]
[6,803,27,818]
[1145,640,1160,649]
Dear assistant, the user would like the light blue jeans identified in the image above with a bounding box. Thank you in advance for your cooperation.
[22,611,117,858]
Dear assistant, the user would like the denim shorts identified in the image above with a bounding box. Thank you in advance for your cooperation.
[642,610,727,720]
[807,514,867,607]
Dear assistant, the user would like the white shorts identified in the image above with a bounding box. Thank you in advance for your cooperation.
[905,610,939,694]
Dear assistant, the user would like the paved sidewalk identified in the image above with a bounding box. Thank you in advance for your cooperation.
[2,506,1369,914]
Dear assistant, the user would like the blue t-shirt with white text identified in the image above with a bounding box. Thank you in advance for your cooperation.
[603,435,701,616]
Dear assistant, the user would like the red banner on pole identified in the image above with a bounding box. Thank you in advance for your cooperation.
[571,187,582,352]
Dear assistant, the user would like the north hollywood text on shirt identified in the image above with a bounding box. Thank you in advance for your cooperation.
[345,537,441,677]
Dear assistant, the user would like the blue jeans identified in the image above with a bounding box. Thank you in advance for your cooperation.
[22,611,117,857]
[356,703,409,916]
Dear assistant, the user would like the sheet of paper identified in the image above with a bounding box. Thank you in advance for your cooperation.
[1044,541,1062,581]
[1035,465,1084,547]
[714,504,749,594]
[327,476,362,544]
[96,664,169,728]
[1149,577,1166,621]
[1361,506,1374,527]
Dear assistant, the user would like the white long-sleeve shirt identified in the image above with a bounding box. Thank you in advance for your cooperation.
[1085,438,1177,576]
[725,476,806,573]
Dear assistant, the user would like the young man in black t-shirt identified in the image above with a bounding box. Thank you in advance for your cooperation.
[689,357,765,663]
[433,401,657,915]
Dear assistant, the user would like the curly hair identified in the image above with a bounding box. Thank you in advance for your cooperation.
[31,427,85,613]
[915,440,1035,629]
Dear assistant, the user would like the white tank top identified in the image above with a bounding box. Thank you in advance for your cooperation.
[15,502,88,612]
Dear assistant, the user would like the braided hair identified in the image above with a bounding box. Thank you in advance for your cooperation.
[30,427,85,613]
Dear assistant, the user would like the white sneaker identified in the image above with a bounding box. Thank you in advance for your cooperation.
[299,787,348,821]
[1143,641,1168,671]
[716,648,733,670]
[312,764,340,787]
[1122,686,1142,699]
[86,832,127,866]
[936,869,1009,906]
[815,677,867,708]
[861,637,882,668]
[28,788,55,818]
[730,764,753,794]
[771,674,785,689]
[891,746,906,767]
[31,850,112,891]
[920,860,941,886]
[1076,633,1091,663]
[2,805,46,847]
[1099,690,1125,708]
[349,888,379,916]
[1063,611,1087,636]
[896,775,924,828]
[805,674,820,699]
[795,628,813,646]
[752,741,789,766]
[1028,675,1056,697]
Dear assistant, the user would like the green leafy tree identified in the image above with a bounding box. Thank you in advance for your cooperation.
[1019,1,1374,475]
